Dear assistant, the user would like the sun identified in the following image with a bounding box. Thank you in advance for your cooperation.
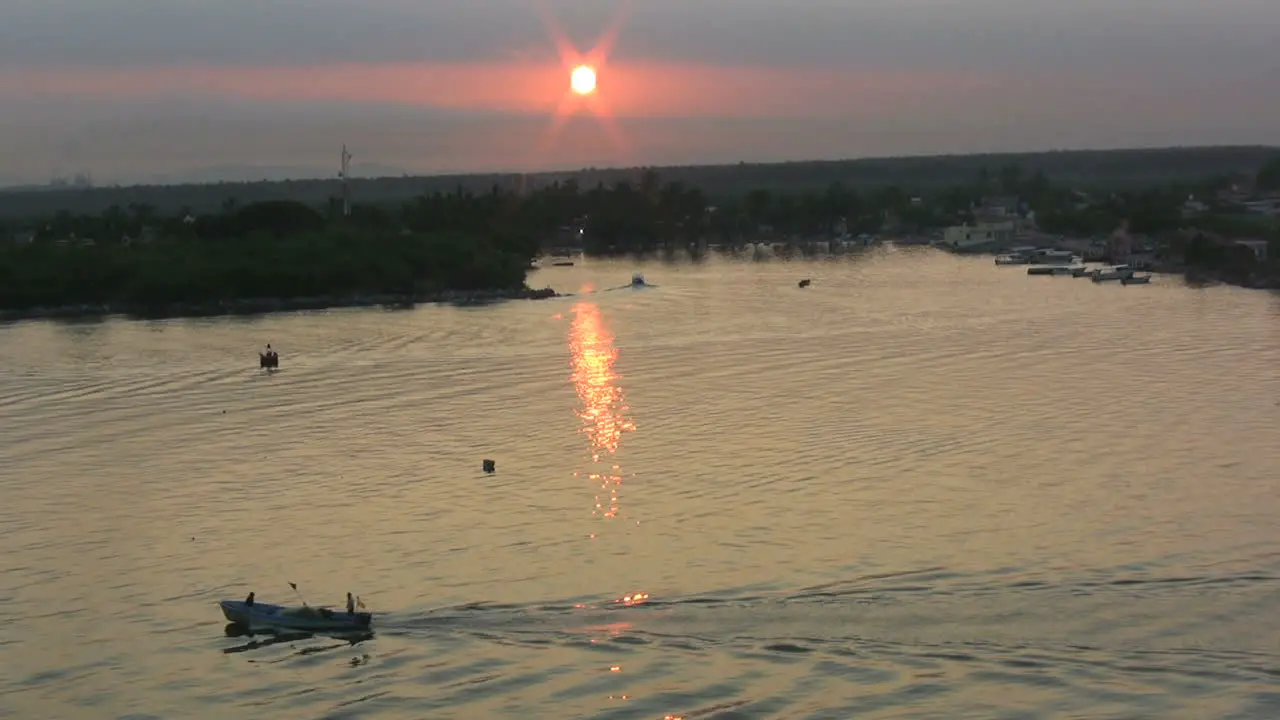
[570,65,597,95]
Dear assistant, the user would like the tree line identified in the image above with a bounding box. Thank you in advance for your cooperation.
[1,146,1275,219]
[1,155,1276,313]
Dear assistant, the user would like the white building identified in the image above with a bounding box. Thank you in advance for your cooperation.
[939,221,1016,249]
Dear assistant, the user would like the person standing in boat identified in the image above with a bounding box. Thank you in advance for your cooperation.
[346,592,355,614]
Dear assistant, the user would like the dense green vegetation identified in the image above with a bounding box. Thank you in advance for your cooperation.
[2,147,1277,316]
[0,195,543,314]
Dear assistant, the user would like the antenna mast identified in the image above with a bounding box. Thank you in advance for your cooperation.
[340,144,352,216]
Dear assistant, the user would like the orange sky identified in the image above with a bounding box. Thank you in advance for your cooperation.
[1,61,1010,120]
[4,57,1277,184]
[2,0,1278,184]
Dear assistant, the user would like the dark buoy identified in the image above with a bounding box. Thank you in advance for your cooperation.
[482,459,496,473]
[798,278,811,288]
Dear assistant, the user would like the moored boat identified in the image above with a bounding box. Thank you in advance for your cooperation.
[1028,249,1078,265]
[220,599,372,631]
[1091,265,1134,282]
[1121,273,1151,285]
[1028,265,1080,276]
[995,253,1029,265]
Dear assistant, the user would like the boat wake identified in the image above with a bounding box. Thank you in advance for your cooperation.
[555,280,659,299]
[354,563,1280,650]
[221,622,374,657]
[212,566,1280,717]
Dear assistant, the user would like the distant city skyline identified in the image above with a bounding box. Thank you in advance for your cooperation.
[3,0,1279,186]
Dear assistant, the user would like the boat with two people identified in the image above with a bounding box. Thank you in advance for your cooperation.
[259,344,279,369]
[221,587,372,632]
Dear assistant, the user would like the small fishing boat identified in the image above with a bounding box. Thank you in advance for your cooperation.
[259,344,279,369]
[1027,265,1077,276]
[1091,265,1134,282]
[1028,249,1078,265]
[1121,274,1151,285]
[631,273,646,286]
[220,599,372,632]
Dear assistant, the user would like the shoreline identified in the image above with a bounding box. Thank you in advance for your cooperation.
[0,286,560,323]
[944,245,1280,291]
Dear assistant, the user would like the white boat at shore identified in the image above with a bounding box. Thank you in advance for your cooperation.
[1029,249,1078,265]
[995,254,1030,265]
[1091,265,1134,282]
[1027,265,1081,276]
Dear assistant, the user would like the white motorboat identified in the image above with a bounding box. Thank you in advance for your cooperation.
[1028,265,1080,276]
[1028,249,1078,265]
[1091,265,1134,282]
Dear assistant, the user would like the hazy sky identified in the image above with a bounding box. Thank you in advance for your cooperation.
[3,0,1279,185]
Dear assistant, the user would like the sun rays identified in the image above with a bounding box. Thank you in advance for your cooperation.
[531,0,632,160]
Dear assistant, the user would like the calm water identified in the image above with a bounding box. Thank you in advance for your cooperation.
[3,248,1280,719]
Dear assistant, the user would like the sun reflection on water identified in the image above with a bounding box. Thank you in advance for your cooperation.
[568,301,636,520]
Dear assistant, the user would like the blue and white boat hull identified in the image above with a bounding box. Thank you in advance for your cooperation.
[219,600,373,631]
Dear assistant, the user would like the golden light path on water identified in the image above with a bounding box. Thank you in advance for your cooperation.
[567,299,636,521]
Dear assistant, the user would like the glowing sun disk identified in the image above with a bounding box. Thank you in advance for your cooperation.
[571,65,597,95]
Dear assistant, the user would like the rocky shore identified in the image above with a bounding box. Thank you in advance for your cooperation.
[0,285,560,323]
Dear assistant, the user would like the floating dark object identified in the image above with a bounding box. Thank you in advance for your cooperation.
[798,279,811,288]
[552,261,575,267]
[259,351,279,369]
[482,459,496,473]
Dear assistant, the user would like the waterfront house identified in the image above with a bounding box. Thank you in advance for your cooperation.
[940,221,1015,250]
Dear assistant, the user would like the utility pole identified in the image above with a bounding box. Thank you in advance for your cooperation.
[340,144,352,216]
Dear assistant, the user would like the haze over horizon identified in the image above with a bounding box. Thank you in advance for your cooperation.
[4,0,1279,186]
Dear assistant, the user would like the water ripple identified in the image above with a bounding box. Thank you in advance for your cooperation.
[2,253,1279,718]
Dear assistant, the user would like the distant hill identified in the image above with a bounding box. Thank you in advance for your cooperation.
[1,145,1275,220]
